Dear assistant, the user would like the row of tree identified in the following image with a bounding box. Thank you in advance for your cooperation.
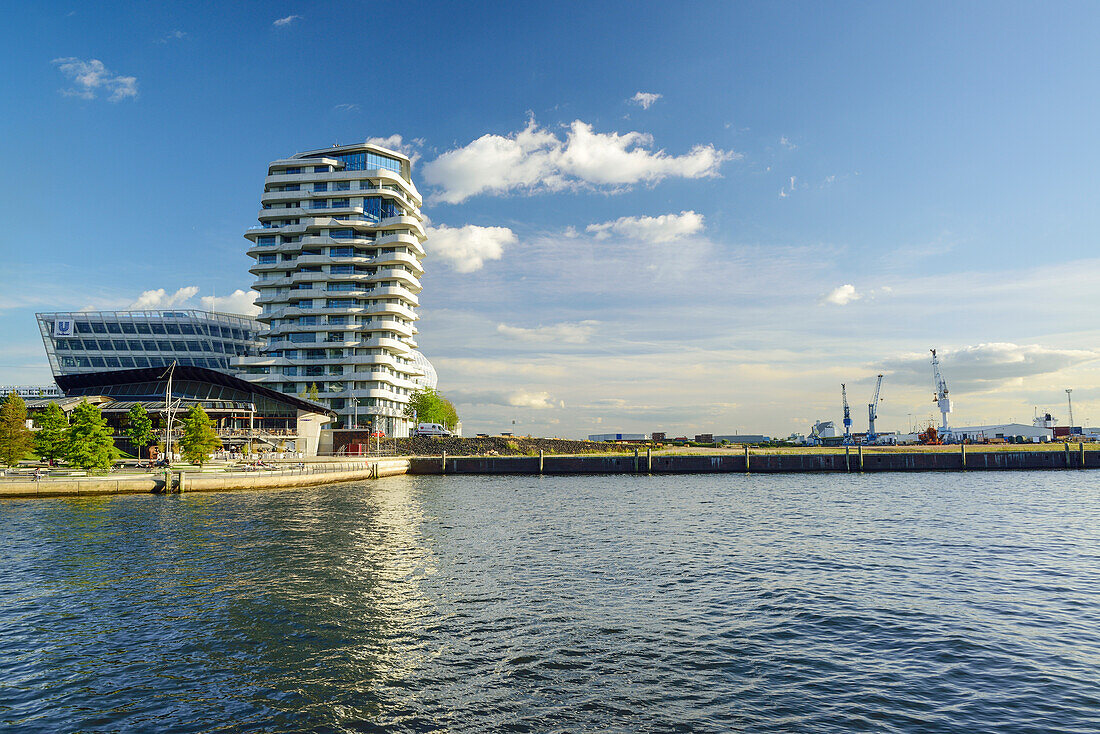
[0,394,119,471]
[403,388,459,429]
[0,393,224,471]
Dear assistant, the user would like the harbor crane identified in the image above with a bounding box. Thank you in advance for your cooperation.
[1066,389,1075,434]
[841,384,853,444]
[867,374,884,442]
[930,349,952,438]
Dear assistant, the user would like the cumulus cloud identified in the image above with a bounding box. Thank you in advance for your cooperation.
[880,343,1100,392]
[779,136,796,150]
[422,117,736,203]
[130,286,199,309]
[52,58,137,101]
[586,210,704,243]
[497,320,600,345]
[427,224,516,273]
[365,134,423,163]
[630,91,662,109]
[821,284,861,306]
[200,289,260,316]
[273,14,300,26]
[450,389,561,409]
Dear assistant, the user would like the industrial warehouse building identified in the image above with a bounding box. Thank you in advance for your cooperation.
[951,423,1053,443]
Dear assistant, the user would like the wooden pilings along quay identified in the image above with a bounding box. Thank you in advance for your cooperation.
[413,445,1098,475]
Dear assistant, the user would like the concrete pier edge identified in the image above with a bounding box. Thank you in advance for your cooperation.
[0,459,409,499]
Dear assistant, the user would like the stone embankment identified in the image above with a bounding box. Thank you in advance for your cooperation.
[394,436,632,457]
[0,458,409,499]
[410,444,1098,474]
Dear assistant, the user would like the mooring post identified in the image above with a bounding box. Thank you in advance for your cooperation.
[177,470,185,493]
[960,441,966,469]
[858,445,864,472]
[646,447,652,473]
[1080,442,1085,469]
[744,445,750,473]
[845,446,850,473]
[633,448,639,473]
[1065,441,1071,468]
[441,450,447,475]
[539,449,544,474]
[163,469,171,493]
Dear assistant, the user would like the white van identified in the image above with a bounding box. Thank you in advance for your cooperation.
[415,422,452,437]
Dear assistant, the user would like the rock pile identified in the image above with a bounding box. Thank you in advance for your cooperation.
[395,436,634,457]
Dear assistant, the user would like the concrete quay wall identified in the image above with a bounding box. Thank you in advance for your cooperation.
[0,459,410,499]
[409,448,1099,475]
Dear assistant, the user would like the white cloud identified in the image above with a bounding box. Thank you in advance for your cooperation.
[333,103,359,112]
[422,117,737,204]
[630,91,662,109]
[200,289,260,316]
[130,286,199,309]
[426,224,516,273]
[821,284,861,306]
[52,58,137,101]
[780,136,797,150]
[273,14,300,26]
[155,30,187,43]
[880,343,1100,392]
[586,210,705,243]
[451,389,561,410]
[365,134,423,164]
[779,175,797,199]
[497,320,600,345]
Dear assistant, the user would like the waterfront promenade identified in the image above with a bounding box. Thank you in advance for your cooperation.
[0,458,409,499]
[3,444,1097,499]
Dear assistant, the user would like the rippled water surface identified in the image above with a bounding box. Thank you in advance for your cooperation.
[2,472,1099,732]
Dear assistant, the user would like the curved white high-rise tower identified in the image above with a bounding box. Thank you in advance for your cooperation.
[233,142,429,435]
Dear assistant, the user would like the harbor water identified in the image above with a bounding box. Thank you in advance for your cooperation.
[2,473,1098,732]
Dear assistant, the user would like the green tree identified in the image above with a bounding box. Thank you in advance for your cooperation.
[179,404,221,466]
[124,404,154,460]
[308,383,320,401]
[404,388,460,430]
[0,392,35,467]
[33,402,70,463]
[65,400,119,472]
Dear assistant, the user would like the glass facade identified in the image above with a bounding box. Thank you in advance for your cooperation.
[37,310,262,378]
[239,143,431,436]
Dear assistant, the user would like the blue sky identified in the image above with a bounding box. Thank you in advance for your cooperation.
[3,1,1100,436]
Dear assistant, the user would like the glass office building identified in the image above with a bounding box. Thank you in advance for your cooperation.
[232,141,430,435]
[36,310,262,378]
